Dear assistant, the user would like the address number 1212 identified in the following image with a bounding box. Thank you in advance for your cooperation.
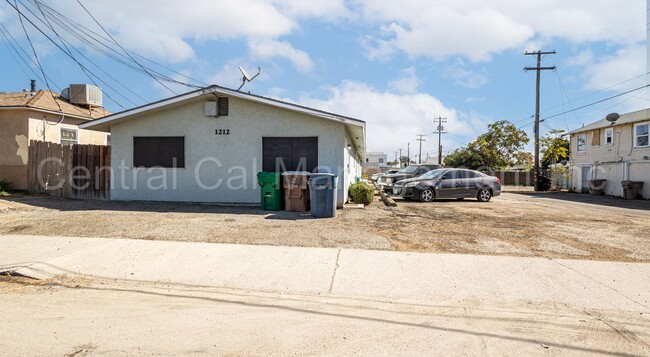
[215,129,230,135]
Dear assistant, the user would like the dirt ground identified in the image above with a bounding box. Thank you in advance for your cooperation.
[1,274,648,356]
[0,190,649,262]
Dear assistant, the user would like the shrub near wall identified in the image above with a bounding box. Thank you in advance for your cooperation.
[349,182,374,205]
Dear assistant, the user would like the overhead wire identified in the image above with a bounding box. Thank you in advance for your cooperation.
[6,0,133,109]
[5,0,206,112]
[12,0,61,113]
[30,0,131,108]
[541,84,650,121]
[35,0,204,90]
[75,0,178,95]
[0,24,43,81]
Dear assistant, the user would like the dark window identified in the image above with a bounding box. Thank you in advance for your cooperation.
[443,170,465,179]
[60,128,78,146]
[262,137,318,172]
[464,170,479,178]
[218,97,229,116]
[133,137,185,168]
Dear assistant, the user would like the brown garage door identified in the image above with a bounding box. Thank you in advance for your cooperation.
[262,137,318,172]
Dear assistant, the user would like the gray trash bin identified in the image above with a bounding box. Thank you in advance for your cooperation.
[308,173,338,218]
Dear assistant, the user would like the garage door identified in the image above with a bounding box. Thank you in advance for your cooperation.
[262,137,318,172]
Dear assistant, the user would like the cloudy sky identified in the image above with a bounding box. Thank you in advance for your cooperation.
[1,0,648,157]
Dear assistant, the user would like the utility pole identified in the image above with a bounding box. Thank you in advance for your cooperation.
[397,149,404,169]
[407,142,410,164]
[416,134,426,163]
[394,151,398,166]
[525,50,556,191]
[434,116,447,165]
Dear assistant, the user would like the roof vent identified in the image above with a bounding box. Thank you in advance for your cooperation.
[67,84,103,107]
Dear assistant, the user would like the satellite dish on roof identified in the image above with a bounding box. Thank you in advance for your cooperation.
[606,112,620,124]
[237,65,261,91]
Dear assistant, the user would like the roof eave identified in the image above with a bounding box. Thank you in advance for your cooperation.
[0,106,95,120]
[80,86,367,131]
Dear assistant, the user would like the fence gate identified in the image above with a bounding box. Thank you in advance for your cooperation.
[27,140,111,199]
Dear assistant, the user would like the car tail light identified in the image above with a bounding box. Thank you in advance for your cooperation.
[496,178,501,184]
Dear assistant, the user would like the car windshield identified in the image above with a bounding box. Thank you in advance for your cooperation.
[419,169,446,179]
[400,165,420,174]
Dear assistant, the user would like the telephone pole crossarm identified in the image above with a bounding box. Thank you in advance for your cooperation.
[524,50,556,191]
[416,134,426,163]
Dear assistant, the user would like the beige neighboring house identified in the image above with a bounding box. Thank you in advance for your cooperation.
[0,86,110,190]
[568,108,650,199]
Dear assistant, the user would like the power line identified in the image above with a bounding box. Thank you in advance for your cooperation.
[541,84,650,121]
[13,0,61,113]
[0,24,44,82]
[75,0,177,95]
[30,0,131,108]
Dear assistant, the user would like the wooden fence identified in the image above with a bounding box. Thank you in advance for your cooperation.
[27,140,111,199]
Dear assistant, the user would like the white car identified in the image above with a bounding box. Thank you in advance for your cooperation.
[371,169,399,182]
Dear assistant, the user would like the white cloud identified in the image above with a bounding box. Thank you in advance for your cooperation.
[388,67,421,94]
[23,0,318,72]
[292,81,490,153]
[565,49,595,67]
[354,0,644,62]
[248,38,314,73]
[442,59,489,89]
[271,0,351,19]
[582,44,646,91]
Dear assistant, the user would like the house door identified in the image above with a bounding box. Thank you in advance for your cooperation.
[581,166,591,193]
[262,137,318,172]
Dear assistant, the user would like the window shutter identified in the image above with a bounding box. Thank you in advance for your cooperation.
[591,129,600,146]
[218,97,229,116]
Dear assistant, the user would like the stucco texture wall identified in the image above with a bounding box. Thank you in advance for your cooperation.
[109,95,353,205]
[27,111,107,145]
[0,110,29,189]
[569,121,650,199]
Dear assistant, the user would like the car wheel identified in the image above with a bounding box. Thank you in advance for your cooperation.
[419,188,435,202]
[477,188,492,202]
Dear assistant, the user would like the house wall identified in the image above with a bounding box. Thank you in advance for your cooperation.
[569,120,650,198]
[27,111,108,145]
[0,110,29,190]
[343,129,363,206]
[109,96,350,205]
[363,152,387,167]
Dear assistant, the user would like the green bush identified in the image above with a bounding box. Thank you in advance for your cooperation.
[349,182,374,205]
[0,179,10,193]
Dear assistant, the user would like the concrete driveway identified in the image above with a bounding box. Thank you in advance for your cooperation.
[1,234,649,355]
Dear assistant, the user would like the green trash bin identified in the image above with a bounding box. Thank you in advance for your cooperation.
[257,172,282,211]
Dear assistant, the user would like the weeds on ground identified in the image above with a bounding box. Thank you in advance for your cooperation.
[0,179,11,196]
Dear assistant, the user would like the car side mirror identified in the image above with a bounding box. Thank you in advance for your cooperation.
[440,176,447,180]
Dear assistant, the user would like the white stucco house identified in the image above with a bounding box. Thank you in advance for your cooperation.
[363,152,388,167]
[79,85,366,207]
[567,108,650,199]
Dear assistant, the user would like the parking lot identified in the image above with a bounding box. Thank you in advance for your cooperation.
[1,191,648,262]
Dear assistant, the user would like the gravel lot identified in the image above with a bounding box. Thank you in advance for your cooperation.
[1,191,648,262]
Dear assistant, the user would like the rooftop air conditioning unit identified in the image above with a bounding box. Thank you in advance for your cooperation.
[68,84,103,107]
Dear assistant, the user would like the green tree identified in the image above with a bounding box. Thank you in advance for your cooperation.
[513,151,534,170]
[540,129,569,168]
[444,120,530,170]
[443,146,487,169]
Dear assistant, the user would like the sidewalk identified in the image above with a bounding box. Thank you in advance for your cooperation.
[1,234,649,312]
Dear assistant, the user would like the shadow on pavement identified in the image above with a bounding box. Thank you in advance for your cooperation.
[1,194,321,220]
[511,191,650,211]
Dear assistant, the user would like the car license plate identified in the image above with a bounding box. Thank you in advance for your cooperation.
[394,188,401,195]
